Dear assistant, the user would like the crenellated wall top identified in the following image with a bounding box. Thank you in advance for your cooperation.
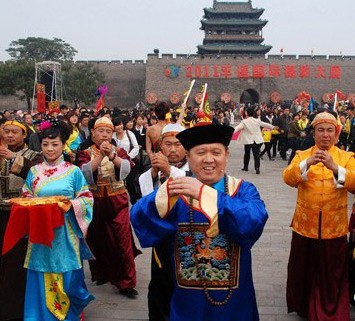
[146,53,355,61]
[0,59,147,65]
[1,53,354,66]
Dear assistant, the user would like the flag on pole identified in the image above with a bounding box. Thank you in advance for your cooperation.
[199,84,211,117]
[95,85,108,115]
[193,84,212,124]
[336,90,346,101]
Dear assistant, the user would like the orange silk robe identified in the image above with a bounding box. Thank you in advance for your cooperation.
[283,145,355,239]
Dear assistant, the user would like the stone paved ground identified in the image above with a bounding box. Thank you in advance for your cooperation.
[83,141,355,321]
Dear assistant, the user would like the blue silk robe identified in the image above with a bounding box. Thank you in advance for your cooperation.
[22,156,95,321]
[131,175,268,321]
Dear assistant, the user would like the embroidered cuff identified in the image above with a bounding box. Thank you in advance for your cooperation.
[155,178,179,219]
[71,199,88,236]
[199,185,219,238]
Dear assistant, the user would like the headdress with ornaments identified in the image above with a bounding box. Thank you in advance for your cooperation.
[40,116,60,131]
[94,117,114,130]
[39,116,70,143]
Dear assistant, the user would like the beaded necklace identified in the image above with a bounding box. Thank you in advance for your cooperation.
[188,174,233,306]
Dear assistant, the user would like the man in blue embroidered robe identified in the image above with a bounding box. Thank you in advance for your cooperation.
[131,122,268,321]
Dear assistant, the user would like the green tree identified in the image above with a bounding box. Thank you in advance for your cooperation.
[6,37,77,62]
[1,37,104,111]
[63,63,105,106]
[0,61,35,111]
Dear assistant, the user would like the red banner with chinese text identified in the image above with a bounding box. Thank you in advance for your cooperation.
[182,64,342,80]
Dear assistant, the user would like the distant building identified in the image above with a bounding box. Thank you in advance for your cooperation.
[197,0,272,56]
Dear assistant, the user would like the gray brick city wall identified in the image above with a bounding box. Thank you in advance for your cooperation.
[1,54,355,111]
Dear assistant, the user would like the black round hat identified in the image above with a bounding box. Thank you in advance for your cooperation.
[176,123,234,151]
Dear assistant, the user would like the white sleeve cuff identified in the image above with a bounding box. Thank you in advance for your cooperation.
[169,166,186,179]
[335,165,346,188]
[139,169,155,196]
[299,159,308,181]
[119,159,131,180]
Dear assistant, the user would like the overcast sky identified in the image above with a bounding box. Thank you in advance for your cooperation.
[1,0,354,61]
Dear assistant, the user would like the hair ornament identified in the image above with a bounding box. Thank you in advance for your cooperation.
[40,116,61,131]
[40,120,51,131]
[50,118,60,127]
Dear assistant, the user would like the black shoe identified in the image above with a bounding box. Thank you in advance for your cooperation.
[260,155,264,160]
[95,279,108,286]
[256,169,260,174]
[120,288,139,298]
[241,168,248,171]
[269,158,275,161]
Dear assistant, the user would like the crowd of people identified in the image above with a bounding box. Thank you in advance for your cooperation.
[0,95,355,321]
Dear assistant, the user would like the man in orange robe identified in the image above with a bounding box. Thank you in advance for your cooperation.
[283,111,355,321]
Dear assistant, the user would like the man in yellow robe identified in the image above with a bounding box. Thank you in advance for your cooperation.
[283,111,355,321]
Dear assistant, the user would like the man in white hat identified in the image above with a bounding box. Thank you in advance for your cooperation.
[139,122,188,321]
[139,123,188,196]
